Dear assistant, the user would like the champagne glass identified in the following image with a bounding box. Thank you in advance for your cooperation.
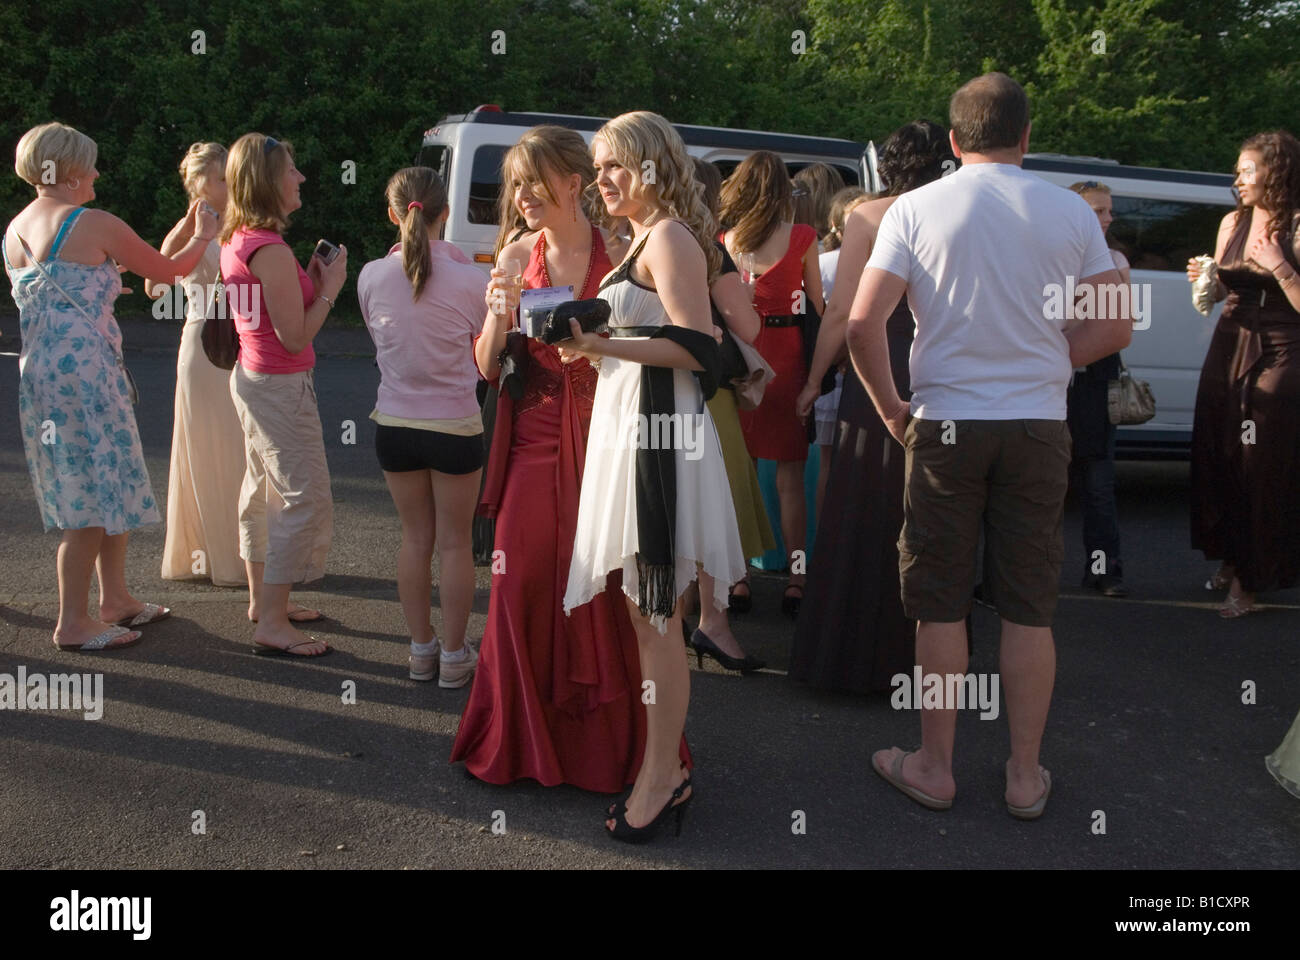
[737,252,759,297]
[492,255,523,318]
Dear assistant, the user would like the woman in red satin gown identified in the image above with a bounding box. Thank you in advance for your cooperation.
[720,151,824,614]
[451,125,688,791]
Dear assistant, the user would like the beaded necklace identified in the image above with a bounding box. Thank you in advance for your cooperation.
[539,223,597,298]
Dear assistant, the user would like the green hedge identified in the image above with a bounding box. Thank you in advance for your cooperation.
[3,0,1295,324]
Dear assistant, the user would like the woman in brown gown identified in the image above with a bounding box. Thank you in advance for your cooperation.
[1189,130,1300,617]
[790,121,954,692]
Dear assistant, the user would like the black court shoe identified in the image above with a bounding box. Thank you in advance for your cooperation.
[690,629,765,674]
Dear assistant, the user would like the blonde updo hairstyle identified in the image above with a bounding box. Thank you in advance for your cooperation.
[180,141,228,201]
[824,186,870,252]
[592,111,721,282]
[15,122,97,187]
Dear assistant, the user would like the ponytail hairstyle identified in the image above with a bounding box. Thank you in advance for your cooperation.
[385,166,449,300]
[180,141,228,201]
[719,150,791,254]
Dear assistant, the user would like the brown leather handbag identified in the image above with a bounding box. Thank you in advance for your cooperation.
[201,280,238,370]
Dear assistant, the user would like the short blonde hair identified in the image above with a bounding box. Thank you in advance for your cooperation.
[593,111,721,281]
[15,122,97,187]
[180,141,228,201]
[220,133,293,243]
[1069,180,1111,197]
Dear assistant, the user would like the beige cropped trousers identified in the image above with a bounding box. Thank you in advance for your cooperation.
[230,363,333,585]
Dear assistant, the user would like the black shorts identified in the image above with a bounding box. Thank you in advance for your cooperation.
[374,424,484,475]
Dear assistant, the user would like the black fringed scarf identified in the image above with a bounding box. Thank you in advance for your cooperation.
[627,325,721,620]
[599,233,722,621]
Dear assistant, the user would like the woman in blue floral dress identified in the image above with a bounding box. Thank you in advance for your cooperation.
[4,123,218,651]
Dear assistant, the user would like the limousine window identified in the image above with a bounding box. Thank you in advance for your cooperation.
[468,144,508,225]
[416,144,451,185]
[1107,196,1234,272]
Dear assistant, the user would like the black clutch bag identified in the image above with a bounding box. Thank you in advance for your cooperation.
[538,299,612,345]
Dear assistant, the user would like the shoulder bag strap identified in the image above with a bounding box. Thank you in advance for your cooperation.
[14,230,128,371]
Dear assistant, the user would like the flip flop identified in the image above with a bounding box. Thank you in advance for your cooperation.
[55,625,142,652]
[252,638,332,658]
[249,607,325,624]
[113,602,171,627]
[1218,595,1259,619]
[872,748,953,811]
[1007,768,1052,820]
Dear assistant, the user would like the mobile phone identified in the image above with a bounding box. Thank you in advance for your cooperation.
[314,239,340,265]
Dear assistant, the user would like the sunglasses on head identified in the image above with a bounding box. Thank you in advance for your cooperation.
[1080,180,1102,190]
[263,137,280,156]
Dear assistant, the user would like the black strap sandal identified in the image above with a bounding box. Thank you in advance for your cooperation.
[728,578,753,614]
[781,583,804,618]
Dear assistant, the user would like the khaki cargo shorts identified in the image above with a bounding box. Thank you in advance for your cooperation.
[898,418,1071,627]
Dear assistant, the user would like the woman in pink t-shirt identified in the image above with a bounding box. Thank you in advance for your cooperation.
[220,133,347,658]
[357,167,487,687]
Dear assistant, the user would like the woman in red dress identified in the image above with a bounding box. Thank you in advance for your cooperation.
[721,151,824,615]
[451,126,686,791]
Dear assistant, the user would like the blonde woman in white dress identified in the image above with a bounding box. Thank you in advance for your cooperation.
[147,143,246,587]
[560,111,746,843]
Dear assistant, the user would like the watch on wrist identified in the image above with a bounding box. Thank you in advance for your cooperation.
[320,293,336,308]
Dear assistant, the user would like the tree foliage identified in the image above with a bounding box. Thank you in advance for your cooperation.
[2,0,1294,319]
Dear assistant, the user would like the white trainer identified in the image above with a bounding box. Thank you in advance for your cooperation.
[409,638,440,682]
[438,641,478,689]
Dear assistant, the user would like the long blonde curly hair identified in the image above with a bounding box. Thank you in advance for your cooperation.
[592,111,721,282]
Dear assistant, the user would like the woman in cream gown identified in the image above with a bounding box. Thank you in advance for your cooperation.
[150,143,246,586]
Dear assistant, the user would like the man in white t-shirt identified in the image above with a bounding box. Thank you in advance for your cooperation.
[845,72,1131,820]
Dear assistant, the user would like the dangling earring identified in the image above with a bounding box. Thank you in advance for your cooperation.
[572,192,578,223]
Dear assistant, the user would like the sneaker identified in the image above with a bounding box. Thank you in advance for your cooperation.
[409,639,440,682]
[438,641,479,689]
